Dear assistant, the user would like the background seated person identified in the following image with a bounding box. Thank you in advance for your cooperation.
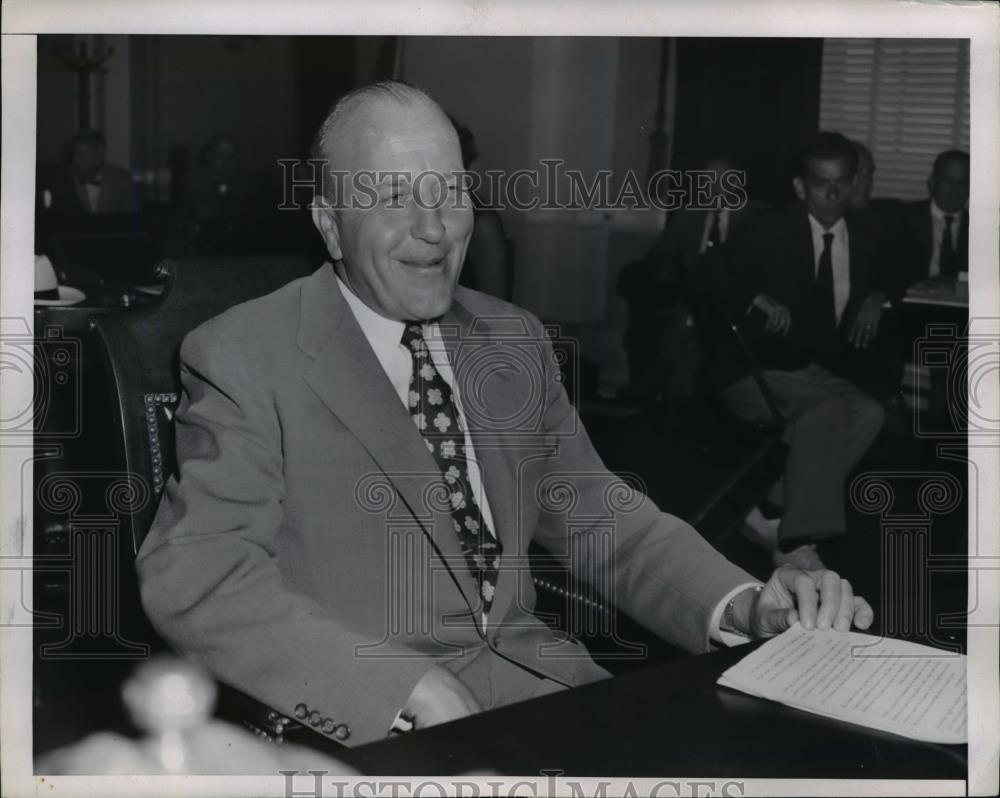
[714,131,888,570]
[900,149,970,286]
[186,133,271,254]
[619,155,766,402]
[38,128,138,215]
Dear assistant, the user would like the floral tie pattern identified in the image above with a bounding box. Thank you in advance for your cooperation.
[402,324,502,616]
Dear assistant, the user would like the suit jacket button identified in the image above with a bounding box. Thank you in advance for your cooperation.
[307,710,322,726]
[334,724,350,740]
[294,703,308,720]
[321,718,336,734]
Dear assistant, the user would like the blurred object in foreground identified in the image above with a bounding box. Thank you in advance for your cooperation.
[37,656,357,775]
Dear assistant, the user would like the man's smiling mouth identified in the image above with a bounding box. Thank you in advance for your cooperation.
[399,257,446,268]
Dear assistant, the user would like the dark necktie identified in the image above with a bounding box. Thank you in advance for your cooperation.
[706,211,722,249]
[401,324,501,616]
[816,232,836,334]
[939,215,957,276]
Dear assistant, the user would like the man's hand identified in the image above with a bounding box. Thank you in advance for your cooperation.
[733,566,875,638]
[751,294,792,336]
[401,665,481,729]
[847,291,885,349]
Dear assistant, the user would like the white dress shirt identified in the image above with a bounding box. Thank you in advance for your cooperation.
[807,214,851,325]
[336,274,753,646]
[698,208,731,255]
[83,181,101,213]
[928,200,962,277]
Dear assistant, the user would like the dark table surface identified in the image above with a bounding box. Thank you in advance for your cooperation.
[337,642,967,779]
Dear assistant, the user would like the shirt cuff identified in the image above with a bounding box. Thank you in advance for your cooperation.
[709,581,765,647]
[388,709,414,735]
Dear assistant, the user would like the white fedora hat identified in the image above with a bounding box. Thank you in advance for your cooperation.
[34,254,86,306]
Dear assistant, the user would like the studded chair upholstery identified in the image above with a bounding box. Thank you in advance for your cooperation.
[89,254,342,750]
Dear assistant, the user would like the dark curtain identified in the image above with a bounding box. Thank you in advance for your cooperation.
[293,37,357,157]
[671,38,823,205]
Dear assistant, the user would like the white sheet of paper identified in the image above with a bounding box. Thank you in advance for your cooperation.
[718,625,967,744]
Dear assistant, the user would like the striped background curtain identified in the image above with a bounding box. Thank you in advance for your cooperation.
[819,38,970,200]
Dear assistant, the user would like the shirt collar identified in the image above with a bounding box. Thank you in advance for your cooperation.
[807,213,847,241]
[335,273,407,368]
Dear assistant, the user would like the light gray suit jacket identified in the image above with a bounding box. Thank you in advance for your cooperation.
[137,263,754,746]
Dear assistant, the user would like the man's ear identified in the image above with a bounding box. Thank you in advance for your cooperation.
[792,176,806,202]
[311,199,343,262]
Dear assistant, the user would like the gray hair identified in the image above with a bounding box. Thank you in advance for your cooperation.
[309,80,440,204]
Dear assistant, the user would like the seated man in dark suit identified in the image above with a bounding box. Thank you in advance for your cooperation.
[623,155,765,400]
[716,132,888,570]
[901,149,970,284]
[39,129,138,215]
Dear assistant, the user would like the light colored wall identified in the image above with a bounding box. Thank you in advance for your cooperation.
[403,36,667,394]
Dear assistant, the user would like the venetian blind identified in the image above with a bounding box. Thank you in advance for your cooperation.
[820,38,970,200]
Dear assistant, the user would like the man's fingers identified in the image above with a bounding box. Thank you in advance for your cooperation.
[853,596,875,630]
[816,570,842,630]
[763,607,796,635]
[793,571,820,630]
[762,304,791,336]
[834,579,855,632]
[778,311,791,335]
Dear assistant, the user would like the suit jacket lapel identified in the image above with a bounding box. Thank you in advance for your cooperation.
[297,265,479,613]
[791,205,816,297]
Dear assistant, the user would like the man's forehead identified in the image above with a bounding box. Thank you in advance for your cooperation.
[333,112,458,171]
[936,159,969,179]
[806,157,853,177]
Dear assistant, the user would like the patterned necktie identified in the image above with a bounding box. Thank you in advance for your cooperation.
[939,215,957,276]
[815,232,836,334]
[401,323,501,616]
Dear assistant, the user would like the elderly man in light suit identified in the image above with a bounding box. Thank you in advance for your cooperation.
[137,81,873,748]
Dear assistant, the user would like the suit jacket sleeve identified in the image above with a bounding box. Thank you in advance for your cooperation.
[644,214,688,283]
[136,324,433,747]
[522,314,755,654]
[712,214,767,320]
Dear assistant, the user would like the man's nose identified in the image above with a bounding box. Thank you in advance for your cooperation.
[411,204,446,243]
